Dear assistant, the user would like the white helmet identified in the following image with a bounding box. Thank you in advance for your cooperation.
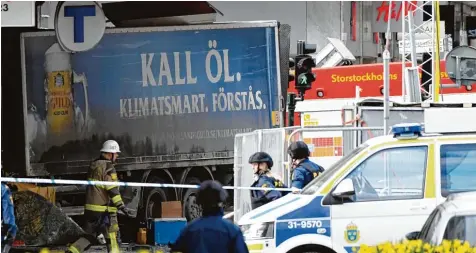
[100,140,121,153]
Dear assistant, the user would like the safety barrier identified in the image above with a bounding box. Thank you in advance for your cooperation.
[233,125,385,222]
[0,177,295,192]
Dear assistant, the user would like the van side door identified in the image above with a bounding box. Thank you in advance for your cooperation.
[328,143,438,250]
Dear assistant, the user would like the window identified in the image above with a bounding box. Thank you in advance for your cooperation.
[301,144,369,195]
[342,146,428,202]
[443,215,476,245]
[440,143,476,197]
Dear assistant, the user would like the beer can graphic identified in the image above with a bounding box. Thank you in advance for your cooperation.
[44,43,74,135]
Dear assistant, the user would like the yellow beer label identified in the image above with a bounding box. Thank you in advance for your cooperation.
[46,71,74,134]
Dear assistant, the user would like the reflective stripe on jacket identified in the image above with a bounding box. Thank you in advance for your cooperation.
[85,157,124,213]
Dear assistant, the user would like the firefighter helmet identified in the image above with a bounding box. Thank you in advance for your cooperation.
[100,140,121,153]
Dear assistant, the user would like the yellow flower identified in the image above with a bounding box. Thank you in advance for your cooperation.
[454,239,462,247]
[423,243,433,253]
[357,240,476,253]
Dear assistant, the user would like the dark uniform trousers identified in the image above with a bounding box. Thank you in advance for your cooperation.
[68,158,124,253]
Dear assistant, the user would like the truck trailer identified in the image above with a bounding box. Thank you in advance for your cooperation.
[2,20,291,242]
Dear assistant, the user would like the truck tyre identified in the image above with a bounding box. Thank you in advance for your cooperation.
[144,176,168,220]
[182,177,202,221]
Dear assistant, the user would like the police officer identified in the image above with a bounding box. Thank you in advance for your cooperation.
[288,141,325,192]
[249,152,286,209]
[67,140,130,253]
[1,182,17,253]
[171,180,249,253]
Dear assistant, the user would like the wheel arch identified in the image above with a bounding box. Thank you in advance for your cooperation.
[178,166,214,198]
[141,168,177,203]
[276,234,345,253]
[287,244,336,253]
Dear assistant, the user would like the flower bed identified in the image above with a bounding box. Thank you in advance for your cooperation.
[354,240,476,253]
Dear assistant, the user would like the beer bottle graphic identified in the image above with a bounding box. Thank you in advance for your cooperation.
[44,43,74,136]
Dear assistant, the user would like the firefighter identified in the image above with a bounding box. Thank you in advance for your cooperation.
[249,152,287,210]
[171,180,249,253]
[67,140,130,253]
[288,141,325,192]
[1,182,17,253]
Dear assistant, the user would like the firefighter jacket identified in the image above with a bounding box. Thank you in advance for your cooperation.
[85,157,124,213]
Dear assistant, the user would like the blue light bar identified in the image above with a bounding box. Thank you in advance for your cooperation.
[392,123,422,139]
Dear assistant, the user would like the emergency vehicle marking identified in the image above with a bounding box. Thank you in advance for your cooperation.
[345,247,358,253]
[344,222,360,243]
[274,196,331,247]
[277,196,330,220]
[425,144,436,198]
[276,219,331,246]
[249,196,300,220]
[286,219,324,229]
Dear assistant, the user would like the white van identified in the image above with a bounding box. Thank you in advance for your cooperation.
[238,108,476,253]
[407,191,476,246]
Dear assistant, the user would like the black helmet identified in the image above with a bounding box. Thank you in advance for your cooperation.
[288,141,310,159]
[248,152,273,168]
[197,180,228,210]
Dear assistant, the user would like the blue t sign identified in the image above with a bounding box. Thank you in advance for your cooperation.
[64,5,96,43]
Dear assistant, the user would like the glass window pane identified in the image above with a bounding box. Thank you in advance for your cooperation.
[343,146,428,202]
[444,215,476,245]
[440,143,476,197]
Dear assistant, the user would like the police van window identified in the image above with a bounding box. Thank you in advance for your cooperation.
[443,215,476,245]
[440,143,476,197]
[301,144,369,195]
[342,146,428,202]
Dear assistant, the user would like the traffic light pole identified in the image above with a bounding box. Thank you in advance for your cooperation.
[287,40,316,127]
[287,93,296,126]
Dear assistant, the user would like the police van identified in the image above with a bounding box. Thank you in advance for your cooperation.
[238,107,476,253]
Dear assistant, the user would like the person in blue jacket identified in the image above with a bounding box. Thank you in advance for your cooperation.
[1,183,17,253]
[288,141,325,192]
[170,180,249,253]
[249,152,287,210]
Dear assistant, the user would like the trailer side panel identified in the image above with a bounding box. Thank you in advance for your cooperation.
[22,23,280,175]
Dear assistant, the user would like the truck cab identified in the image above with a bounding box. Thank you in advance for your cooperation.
[238,107,476,253]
